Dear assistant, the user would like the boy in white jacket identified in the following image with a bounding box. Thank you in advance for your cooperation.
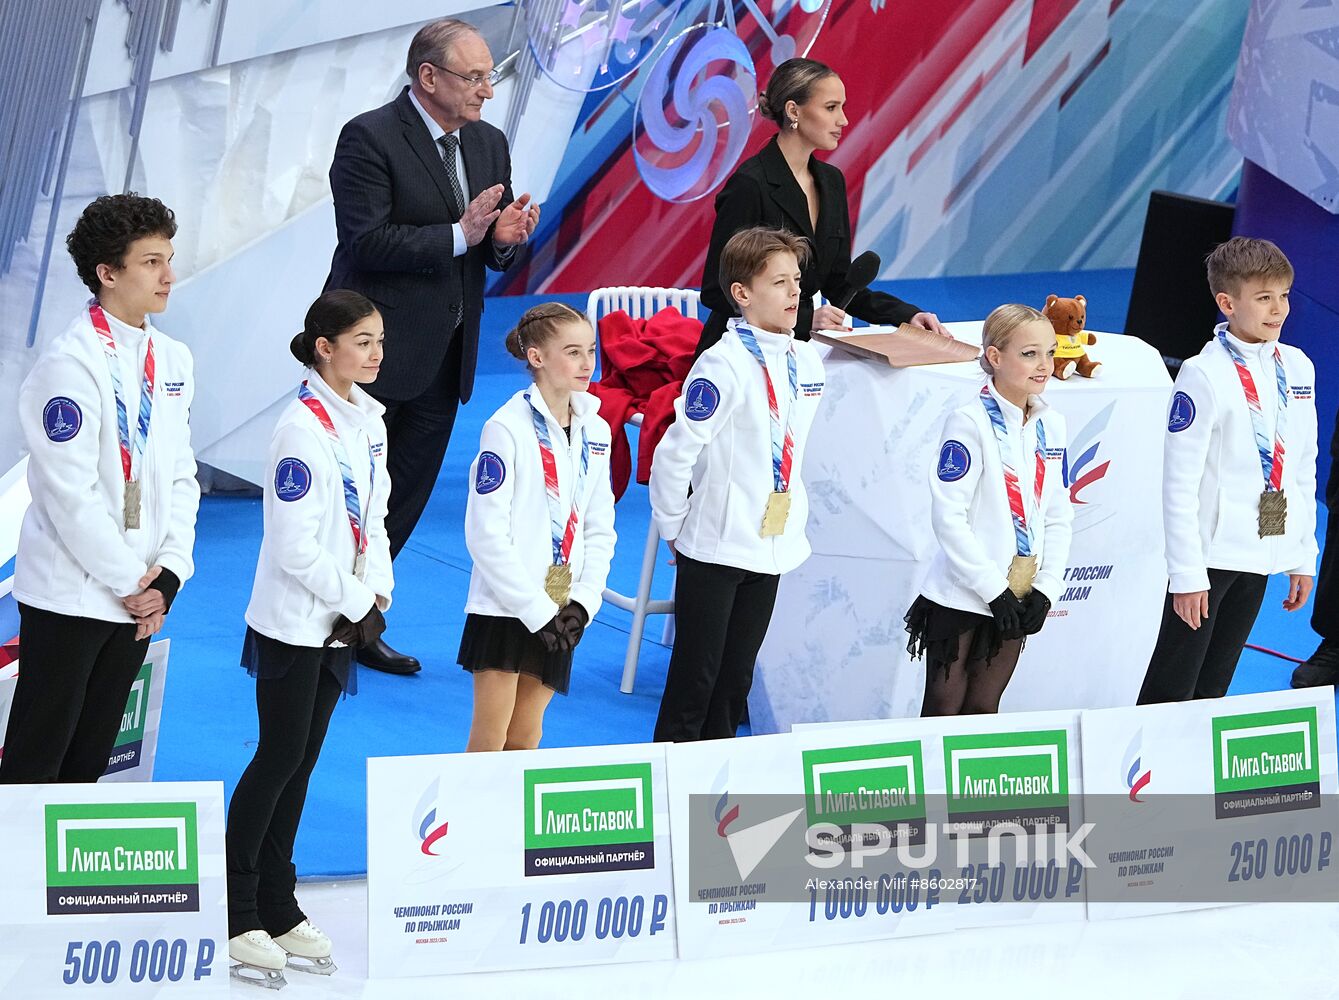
[1,194,199,783]
[650,227,824,741]
[1138,237,1318,703]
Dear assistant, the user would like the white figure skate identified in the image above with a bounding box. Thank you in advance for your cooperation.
[273,919,337,976]
[229,930,287,990]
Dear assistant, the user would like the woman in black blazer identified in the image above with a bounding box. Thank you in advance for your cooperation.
[698,58,946,355]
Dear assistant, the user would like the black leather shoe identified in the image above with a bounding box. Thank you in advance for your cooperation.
[1291,639,1339,689]
[357,637,421,675]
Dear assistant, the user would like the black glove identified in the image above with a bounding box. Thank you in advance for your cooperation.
[325,615,358,647]
[353,605,387,648]
[988,589,1026,637]
[556,602,589,649]
[146,567,182,612]
[1019,589,1051,635]
[324,605,386,648]
[536,616,571,654]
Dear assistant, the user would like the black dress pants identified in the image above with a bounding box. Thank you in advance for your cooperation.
[1310,412,1339,641]
[0,604,149,783]
[653,553,780,742]
[225,652,342,939]
[1137,568,1268,704]
[375,329,464,558]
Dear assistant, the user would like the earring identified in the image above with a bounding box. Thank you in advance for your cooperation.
[789,117,799,130]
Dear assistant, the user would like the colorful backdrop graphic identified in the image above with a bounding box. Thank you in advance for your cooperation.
[500,0,1248,294]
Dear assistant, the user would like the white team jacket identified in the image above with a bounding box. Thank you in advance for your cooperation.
[919,383,1074,615]
[244,373,393,647]
[649,318,824,575]
[1162,325,1318,593]
[464,388,617,632]
[13,307,199,623]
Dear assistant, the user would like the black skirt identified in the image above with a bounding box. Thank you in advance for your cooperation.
[241,626,357,695]
[904,595,1012,676]
[457,614,573,695]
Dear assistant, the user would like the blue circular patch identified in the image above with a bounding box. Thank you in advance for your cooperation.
[684,378,720,421]
[475,451,506,494]
[274,457,312,501]
[937,440,971,482]
[43,397,81,442]
[1168,391,1196,433]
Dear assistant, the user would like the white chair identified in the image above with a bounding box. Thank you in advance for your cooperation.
[586,287,700,693]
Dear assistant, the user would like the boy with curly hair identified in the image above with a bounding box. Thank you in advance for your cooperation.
[0,194,201,783]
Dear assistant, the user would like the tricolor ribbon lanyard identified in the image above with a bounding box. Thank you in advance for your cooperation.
[298,381,374,577]
[526,391,589,574]
[979,385,1046,558]
[734,323,797,494]
[1218,330,1288,496]
[89,302,154,530]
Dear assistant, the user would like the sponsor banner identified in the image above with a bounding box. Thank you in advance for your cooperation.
[793,710,1088,930]
[0,639,169,782]
[366,743,676,977]
[1080,688,1339,920]
[668,731,956,960]
[0,781,227,997]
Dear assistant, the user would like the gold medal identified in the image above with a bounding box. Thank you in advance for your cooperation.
[1258,489,1287,538]
[1007,554,1038,599]
[123,479,141,530]
[760,491,791,538]
[545,564,572,605]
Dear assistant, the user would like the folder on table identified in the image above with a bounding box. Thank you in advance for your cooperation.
[811,323,981,368]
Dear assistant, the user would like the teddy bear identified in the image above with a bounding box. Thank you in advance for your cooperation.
[1043,293,1100,379]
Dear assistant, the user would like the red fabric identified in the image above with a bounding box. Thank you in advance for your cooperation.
[589,307,702,500]
[0,635,18,669]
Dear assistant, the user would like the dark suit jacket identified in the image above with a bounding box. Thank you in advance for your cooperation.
[325,87,515,403]
[698,136,920,354]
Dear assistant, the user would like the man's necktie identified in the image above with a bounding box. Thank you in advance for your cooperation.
[437,134,466,219]
[438,133,467,329]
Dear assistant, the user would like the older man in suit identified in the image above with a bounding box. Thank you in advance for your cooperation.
[326,18,539,674]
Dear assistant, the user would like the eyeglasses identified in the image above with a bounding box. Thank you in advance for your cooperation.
[424,62,501,88]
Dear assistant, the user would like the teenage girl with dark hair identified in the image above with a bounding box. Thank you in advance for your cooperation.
[226,289,392,987]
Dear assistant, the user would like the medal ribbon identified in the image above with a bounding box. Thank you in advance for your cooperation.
[89,302,154,484]
[979,385,1047,557]
[298,381,374,560]
[733,322,798,492]
[525,391,589,567]
[1218,330,1288,492]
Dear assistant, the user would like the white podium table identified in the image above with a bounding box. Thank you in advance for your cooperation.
[749,322,1174,733]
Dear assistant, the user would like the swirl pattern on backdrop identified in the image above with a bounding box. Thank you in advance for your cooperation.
[633,24,757,203]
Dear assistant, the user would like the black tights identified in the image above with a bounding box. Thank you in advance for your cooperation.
[921,632,1024,716]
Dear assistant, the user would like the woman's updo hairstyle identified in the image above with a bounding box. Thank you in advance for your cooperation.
[979,303,1048,376]
[290,289,378,365]
[758,57,837,129]
[504,302,589,369]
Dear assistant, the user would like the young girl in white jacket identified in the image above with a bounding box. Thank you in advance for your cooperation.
[906,303,1074,716]
[226,290,392,987]
[460,302,616,751]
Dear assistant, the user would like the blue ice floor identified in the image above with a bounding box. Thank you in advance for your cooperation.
[149,269,1332,876]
